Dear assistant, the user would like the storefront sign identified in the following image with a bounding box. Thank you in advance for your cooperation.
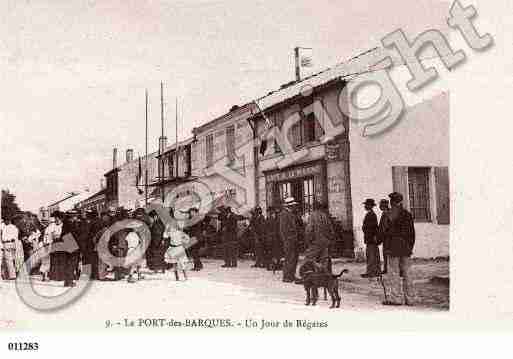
[326,142,341,162]
[266,163,322,183]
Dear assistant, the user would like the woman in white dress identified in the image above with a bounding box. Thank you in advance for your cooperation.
[40,217,62,281]
[163,224,191,281]
[14,233,25,275]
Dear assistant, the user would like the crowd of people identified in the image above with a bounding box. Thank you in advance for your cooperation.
[1,190,415,306]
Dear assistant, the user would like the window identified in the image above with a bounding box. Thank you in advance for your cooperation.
[408,167,431,222]
[289,100,324,148]
[303,178,314,214]
[184,145,192,176]
[279,182,291,201]
[206,134,214,167]
[167,152,174,178]
[273,113,283,154]
[226,125,235,161]
[302,112,317,144]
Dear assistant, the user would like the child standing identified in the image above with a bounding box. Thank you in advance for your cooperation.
[163,224,191,281]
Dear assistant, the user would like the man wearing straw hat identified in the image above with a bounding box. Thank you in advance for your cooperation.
[279,196,301,283]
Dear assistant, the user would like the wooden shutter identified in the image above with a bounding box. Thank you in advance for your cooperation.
[435,166,450,224]
[290,121,301,148]
[392,166,409,211]
[314,100,325,140]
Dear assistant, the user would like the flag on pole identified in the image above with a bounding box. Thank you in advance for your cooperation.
[295,47,314,80]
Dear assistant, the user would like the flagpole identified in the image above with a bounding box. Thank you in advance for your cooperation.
[160,82,165,202]
[175,97,179,177]
[145,89,149,206]
[294,46,313,82]
[294,47,300,81]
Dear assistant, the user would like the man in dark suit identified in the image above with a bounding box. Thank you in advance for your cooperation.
[361,198,380,278]
[279,197,300,283]
[250,207,266,268]
[264,207,281,271]
[382,192,416,306]
[221,207,245,268]
[377,199,391,274]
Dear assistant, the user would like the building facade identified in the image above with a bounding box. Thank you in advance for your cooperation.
[77,48,449,259]
[102,148,160,211]
[349,92,450,258]
[191,104,258,215]
[153,138,194,207]
[252,78,354,255]
[76,189,107,215]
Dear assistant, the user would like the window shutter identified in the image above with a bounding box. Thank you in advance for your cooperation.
[392,166,409,211]
[314,117,323,140]
[435,166,450,224]
[290,122,301,148]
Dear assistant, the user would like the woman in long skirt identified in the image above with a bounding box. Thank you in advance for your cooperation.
[14,235,25,275]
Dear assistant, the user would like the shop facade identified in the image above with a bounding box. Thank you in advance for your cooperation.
[253,80,355,256]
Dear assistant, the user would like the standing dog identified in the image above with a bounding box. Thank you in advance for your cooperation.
[299,260,348,308]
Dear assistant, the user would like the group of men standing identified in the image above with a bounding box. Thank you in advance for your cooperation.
[239,196,335,285]
[362,192,416,306]
[241,190,416,306]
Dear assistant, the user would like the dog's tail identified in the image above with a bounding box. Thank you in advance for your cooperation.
[333,269,349,278]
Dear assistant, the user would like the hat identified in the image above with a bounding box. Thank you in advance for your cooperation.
[363,199,376,207]
[52,211,65,220]
[388,192,404,203]
[283,196,297,206]
[379,199,390,207]
[133,207,146,215]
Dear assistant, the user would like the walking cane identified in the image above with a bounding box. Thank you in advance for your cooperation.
[377,249,388,302]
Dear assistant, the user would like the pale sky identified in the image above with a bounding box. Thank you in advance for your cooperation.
[0,0,449,212]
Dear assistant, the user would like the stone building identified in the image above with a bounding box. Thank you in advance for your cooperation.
[191,103,258,215]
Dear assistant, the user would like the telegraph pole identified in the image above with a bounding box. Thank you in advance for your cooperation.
[160,82,166,202]
[175,97,179,177]
[145,89,149,206]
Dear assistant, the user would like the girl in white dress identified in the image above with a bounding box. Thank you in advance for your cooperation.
[163,224,191,281]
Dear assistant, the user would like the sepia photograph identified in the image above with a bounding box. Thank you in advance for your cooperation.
[0,0,511,353]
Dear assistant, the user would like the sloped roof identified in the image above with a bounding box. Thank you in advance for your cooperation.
[254,47,386,112]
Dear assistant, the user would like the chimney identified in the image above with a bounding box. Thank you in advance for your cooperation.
[159,136,168,154]
[126,149,134,163]
[113,148,118,169]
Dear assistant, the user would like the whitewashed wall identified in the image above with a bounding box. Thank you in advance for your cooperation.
[349,91,450,258]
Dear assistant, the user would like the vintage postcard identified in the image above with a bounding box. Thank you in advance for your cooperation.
[0,0,511,354]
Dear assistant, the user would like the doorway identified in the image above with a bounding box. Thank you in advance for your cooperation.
[274,176,315,215]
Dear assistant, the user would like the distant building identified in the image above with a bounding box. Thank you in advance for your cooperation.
[103,148,160,211]
[45,190,92,215]
[75,188,107,215]
[152,137,194,205]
